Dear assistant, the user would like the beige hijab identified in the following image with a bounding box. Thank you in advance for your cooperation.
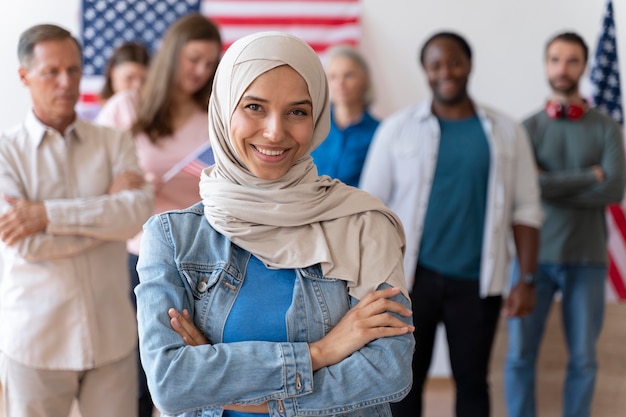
[200,32,406,299]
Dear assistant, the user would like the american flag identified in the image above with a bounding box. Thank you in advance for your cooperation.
[162,143,215,182]
[79,0,362,118]
[590,0,626,302]
[78,0,202,119]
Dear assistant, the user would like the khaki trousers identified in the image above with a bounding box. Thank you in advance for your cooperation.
[0,352,137,417]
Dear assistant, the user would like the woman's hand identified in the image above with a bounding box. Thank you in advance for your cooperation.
[168,308,209,346]
[169,308,269,413]
[308,286,414,371]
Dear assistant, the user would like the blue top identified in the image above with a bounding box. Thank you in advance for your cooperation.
[224,256,295,417]
[223,256,295,343]
[418,116,490,279]
[135,202,414,417]
[311,108,379,187]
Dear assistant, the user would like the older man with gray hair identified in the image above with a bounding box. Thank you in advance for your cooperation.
[0,23,153,417]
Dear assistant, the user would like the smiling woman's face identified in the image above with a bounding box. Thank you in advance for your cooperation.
[229,65,314,180]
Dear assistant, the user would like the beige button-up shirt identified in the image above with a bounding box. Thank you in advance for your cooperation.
[0,111,154,370]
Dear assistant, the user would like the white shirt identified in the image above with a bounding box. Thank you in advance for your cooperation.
[0,111,154,370]
[360,101,543,296]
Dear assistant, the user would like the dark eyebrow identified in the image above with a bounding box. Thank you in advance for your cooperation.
[293,99,313,107]
[240,95,268,103]
[240,95,313,107]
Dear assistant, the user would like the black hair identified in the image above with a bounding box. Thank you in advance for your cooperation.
[419,31,472,66]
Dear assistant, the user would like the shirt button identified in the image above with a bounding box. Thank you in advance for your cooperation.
[197,281,208,292]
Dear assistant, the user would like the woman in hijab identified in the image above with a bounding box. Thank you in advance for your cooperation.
[135,32,414,417]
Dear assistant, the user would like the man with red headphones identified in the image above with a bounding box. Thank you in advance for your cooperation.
[505,32,625,417]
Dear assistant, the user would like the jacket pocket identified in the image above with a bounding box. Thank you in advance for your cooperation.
[181,267,220,300]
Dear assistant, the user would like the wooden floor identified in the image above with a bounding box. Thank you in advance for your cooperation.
[423,302,626,417]
[1,302,623,417]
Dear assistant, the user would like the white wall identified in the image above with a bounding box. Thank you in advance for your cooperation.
[0,0,80,130]
[361,0,623,121]
[1,1,621,128]
[0,0,622,376]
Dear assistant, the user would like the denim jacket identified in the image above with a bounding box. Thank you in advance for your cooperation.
[135,202,414,417]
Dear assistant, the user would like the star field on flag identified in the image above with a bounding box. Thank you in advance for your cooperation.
[78,0,201,119]
[590,0,623,125]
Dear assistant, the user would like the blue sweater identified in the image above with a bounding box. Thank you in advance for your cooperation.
[311,108,379,187]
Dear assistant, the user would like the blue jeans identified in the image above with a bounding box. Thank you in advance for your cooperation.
[504,263,606,417]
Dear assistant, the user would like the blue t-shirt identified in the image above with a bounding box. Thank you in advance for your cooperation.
[311,108,379,187]
[418,115,490,279]
[223,255,296,417]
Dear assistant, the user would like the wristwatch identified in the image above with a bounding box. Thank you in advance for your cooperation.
[520,272,536,286]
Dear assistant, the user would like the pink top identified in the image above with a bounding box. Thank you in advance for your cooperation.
[97,90,210,255]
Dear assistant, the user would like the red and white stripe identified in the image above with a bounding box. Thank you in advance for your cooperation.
[201,0,361,54]
[606,204,626,301]
[77,75,105,120]
[182,161,207,179]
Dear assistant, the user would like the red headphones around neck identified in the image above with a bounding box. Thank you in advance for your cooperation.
[545,100,587,121]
